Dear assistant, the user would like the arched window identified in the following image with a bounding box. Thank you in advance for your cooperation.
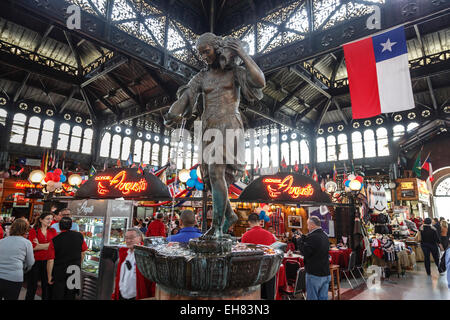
[110,134,121,159]
[337,134,348,160]
[10,113,27,144]
[270,143,279,167]
[81,128,93,154]
[407,122,419,132]
[25,116,41,146]
[352,132,363,159]
[56,123,71,151]
[393,124,405,141]
[185,150,192,169]
[316,137,326,163]
[100,132,111,158]
[151,144,160,166]
[261,145,270,168]
[69,126,83,152]
[134,139,142,163]
[290,141,299,165]
[40,119,54,148]
[376,128,389,156]
[300,140,309,164]
[245,148,251,166]
[161,145,169,166]
[363,129,376,158]
[176,142,184,169]
[281,142,290,165]
[254,146,261,167]
[121,137,132,161]
[327,136,337,161]
[142,141,151,164]
[0,108,6,126]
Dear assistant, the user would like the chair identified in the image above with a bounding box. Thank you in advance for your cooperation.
[280,267,306,300]
[284,260,301,286]
[355,249,368,285]
[341,251,358,289]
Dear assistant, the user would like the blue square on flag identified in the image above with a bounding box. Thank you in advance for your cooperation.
[372,27,408,63]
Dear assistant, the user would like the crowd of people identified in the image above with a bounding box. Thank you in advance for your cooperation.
[1,208,449,301]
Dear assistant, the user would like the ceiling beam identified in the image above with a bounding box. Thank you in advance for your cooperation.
[13,72,31,102]
[88,88,121,117]
[333,99,348,125]
[79,86,98,123]
[81,55,128,88]
[316,98,333,130]
[290,65,332,99]
[63,30,83,77]
[59,86,78,114]
[108,73,145,110]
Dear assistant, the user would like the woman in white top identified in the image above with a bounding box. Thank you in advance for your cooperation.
[0,219,35,300]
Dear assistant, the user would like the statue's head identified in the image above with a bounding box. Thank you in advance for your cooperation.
[196,33,248,69]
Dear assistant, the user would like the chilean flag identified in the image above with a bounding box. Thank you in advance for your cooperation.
[421,153,434,182]
[343,26,414,119]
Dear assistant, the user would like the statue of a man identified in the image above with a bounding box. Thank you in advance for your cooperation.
[165,33,265,239]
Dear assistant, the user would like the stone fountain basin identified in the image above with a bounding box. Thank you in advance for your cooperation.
[134,237,283,297]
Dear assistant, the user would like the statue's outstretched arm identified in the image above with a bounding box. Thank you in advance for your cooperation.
[164,90,189,127]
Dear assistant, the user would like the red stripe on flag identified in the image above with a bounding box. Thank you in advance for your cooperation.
[343,38,381,119]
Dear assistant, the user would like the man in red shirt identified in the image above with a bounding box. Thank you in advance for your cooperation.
[241,213,277,246]
[241,213,278,299]
[145,213,166,237]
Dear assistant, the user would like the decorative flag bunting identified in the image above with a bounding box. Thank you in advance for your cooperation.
[294,160,299,172]
[137,163,144,175]
[421,153,433,182]
[343,163,348,182]
[333,163,337,182]
[126,153,133,167]
[116,158,121,168]
[280,156,287,168]
[312,168,318,182]
[89,165,96,178]
[343,26,414,119]
[413,149,422,178]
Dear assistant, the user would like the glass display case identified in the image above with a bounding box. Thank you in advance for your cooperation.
[67,199,133,299]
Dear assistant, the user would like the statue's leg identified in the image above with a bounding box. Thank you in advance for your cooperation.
[222,201,238,234]
[200,163,227,239]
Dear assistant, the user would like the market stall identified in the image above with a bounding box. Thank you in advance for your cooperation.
[67,168,172,300]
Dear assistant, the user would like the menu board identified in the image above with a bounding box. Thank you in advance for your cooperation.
[417,179,430,206]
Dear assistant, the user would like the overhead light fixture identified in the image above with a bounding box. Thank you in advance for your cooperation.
[29,170,45,184]
[178,169,190,183]
[68,174,82,186]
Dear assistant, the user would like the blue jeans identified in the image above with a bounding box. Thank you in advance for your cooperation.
[305,273,331,300]
[446,248,450,289]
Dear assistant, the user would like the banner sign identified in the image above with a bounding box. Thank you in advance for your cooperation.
[238,173,331,203]
[75,168,172,200]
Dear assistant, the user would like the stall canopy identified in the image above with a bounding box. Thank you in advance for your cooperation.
[75,168,172,200]
[238,173,331,204]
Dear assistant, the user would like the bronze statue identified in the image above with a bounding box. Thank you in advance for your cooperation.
[165,33,265,239]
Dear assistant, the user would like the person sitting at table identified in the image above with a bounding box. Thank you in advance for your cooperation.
[296,216,331,300]
[241,213,278,299]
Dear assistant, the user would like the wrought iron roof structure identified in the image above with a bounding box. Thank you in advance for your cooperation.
[0,0,448,146]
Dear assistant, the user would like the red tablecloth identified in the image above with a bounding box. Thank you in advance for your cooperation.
[328,249,352,269]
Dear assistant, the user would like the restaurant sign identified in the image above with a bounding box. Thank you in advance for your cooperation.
[75,168,172,200]
[239,173,331,203]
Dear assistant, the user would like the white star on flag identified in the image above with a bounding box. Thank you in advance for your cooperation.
[380,38,397,52]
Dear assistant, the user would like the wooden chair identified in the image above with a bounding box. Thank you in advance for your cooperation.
[329,264,341,300]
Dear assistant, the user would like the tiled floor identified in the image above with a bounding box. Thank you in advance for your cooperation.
[16,263,449,300]
[341,263,450,300]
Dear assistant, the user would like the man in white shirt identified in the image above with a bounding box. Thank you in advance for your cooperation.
[112,228,154,300]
